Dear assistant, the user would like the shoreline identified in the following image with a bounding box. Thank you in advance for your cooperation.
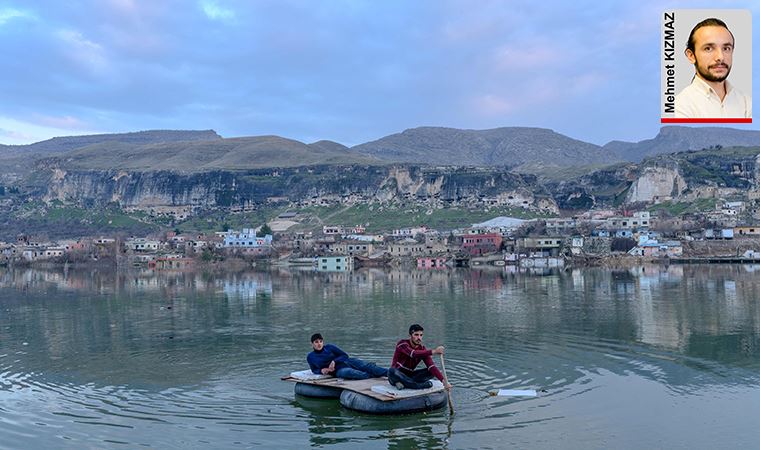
[9,254,760,272]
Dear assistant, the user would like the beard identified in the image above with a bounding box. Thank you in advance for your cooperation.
[695,61,731,83]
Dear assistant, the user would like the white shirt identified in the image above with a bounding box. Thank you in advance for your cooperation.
[675,76,751,118]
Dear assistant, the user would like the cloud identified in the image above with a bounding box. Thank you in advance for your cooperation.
[470,94,514,116]
[199,0,235,21]
[3,0,758,149]
[0,7,34,25]
[0,127,34,142]
[55,29,110,74]
[106,0,137,13]
[492,43,560,71]
[33,114,90,130]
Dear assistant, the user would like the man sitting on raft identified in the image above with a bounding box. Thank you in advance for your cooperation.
[307,333,388,380]
[388,324,452,390]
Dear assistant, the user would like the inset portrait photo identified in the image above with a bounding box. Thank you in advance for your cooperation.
[661,9,752,123]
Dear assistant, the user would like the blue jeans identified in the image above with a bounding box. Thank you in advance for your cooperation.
[335,358,388,380]
[387,367,434,389]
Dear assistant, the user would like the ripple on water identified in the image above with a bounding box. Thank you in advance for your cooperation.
[0,371,313,448]
[2,333,753,445]
[4,266,760,449]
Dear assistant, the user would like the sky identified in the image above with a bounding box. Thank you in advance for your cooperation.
[1,0,759,147]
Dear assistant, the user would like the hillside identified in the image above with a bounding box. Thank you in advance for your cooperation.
[3,129,222,156]
[350,126,619,173]
[4,125,760,178]
[0,130,225,177]
[308,140,350,153]
[604,126,760,162]
[650,145,760,189]
[548,145,760,210]
[44,136,382,171]
[4,141,760,238]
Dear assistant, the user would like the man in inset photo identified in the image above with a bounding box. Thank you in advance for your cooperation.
[675,17,751,118]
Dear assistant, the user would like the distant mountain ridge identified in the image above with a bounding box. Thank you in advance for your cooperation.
[6,129,222,155]
[603,126,760,162]
[41,135,380,171]
[6,125,760,239]
[308,140,349,153]
[349,126,617,173]
[3,125,760,174]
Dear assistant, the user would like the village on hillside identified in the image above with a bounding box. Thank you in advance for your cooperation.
[3,202,760,271]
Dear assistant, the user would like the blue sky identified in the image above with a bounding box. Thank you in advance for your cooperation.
[0,0,758,146]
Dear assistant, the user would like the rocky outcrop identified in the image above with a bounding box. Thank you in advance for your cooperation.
[547,163,637,210]
[626,165,687,204]
[551,145,760,208]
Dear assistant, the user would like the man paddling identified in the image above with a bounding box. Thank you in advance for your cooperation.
[388,324,452,390]
[307,333,388,380]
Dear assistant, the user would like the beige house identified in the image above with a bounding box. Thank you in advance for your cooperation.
[343,241,375,256]
[518,237,563,250]
[605,211,651,230]
[734,226,760,236]
[387,239,427,257]
[387,238,448,257]
[545,218,577,234]
[44,247,66,259]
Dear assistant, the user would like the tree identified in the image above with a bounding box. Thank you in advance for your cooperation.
[201,248,214,262]
[257,223,273,237]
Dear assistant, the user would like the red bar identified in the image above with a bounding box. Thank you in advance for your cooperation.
[661,118,752,123]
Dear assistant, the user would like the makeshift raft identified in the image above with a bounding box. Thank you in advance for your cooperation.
[283,370,447,414]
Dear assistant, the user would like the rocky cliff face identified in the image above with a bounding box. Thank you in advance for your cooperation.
[24,145,760,218]
[38,165,558,213]
[43,170,228,207]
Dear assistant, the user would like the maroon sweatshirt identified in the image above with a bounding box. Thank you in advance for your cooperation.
[390,339,444,382]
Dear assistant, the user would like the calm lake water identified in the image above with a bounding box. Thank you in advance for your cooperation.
[1,264,759,449]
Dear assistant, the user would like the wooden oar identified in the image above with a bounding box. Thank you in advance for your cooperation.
[439,354,454,415]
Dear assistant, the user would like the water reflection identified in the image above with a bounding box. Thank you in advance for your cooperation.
[293,395,450,449]
[1,264,760,448]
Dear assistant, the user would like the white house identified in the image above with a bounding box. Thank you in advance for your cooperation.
[223,229,273,248]
[126,238,160,252]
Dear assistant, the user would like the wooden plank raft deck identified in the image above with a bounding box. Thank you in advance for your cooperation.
[282,375,444,402]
